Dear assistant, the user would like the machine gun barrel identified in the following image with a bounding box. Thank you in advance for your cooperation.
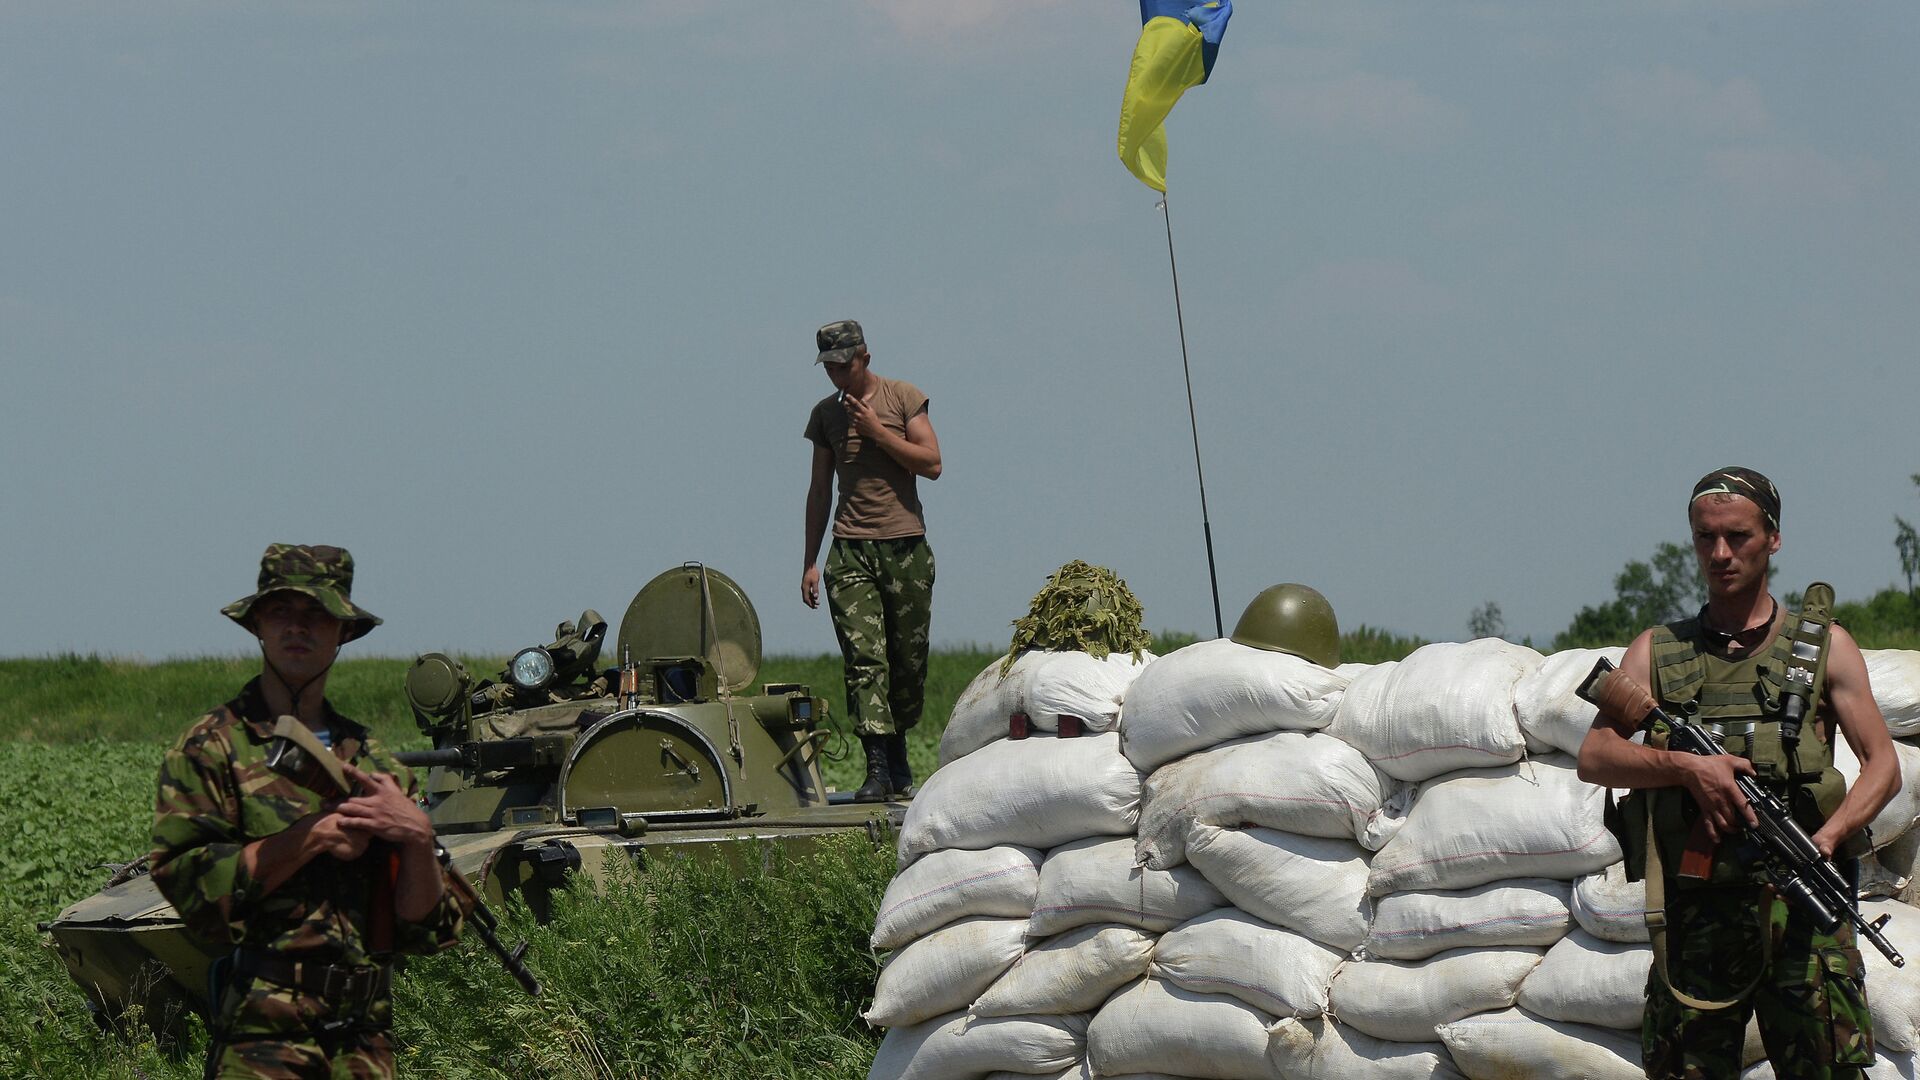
[1579,657,1903,967]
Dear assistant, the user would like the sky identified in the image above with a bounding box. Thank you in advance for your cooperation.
[3,1,1916,664]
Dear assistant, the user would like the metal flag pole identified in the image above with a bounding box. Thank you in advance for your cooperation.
[1157,191,1224,638]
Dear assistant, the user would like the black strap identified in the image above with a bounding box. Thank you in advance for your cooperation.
[230,948,391,1011]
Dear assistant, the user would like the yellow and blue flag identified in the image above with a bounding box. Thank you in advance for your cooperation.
[1117,0,1232,192]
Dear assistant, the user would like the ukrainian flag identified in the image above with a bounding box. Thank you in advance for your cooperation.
[1117,0,1232,192]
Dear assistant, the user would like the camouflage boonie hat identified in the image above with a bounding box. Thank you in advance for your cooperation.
[221,544,382,643]
[815,319,866,365]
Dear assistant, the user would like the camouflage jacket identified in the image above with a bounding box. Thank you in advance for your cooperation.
[150,678,466,964]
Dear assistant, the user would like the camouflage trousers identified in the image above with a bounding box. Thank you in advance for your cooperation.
[825,536,934,737]
[206,974,395,1080]
[207,1034,393,1080]
[1643,882,1874,1079]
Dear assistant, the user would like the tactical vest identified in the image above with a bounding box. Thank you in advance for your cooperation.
[1638,583,1850,887]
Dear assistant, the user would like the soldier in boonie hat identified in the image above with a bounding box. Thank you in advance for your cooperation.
[222,543,383,644]
[152,545,469,1079]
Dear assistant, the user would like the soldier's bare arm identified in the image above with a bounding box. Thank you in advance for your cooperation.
[1812,624,1901,859]
[1576,630,1758,841]
[802,444,833,608]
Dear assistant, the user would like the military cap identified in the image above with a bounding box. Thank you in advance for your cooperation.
[815,320,866,365]
[222,544,382,643]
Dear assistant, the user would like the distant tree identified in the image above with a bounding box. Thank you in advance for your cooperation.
[1552,541,1707,651]
[1897,516,1918,595]
[1467,601,1506,641]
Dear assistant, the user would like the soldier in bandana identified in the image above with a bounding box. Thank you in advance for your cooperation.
[800,320,942,803]
[1578,469,1900,1079]
[151,544,469,1079]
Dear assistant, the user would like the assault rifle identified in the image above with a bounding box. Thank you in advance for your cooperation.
[1577,658,1904,967]
[264,718,543,995]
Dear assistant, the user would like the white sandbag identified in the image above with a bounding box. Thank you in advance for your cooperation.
[1030,836,1226,937]
[1268,1016,1465,1080]
[988,1069,1204,1080]
[941,653,1043,766]
[1358,784,1415,852]
[867,917,1031,1028]
[1185,823,1371,951]
[1436,1007,1642,1080]
[1333,661,1376,680]
[1088,978,1275,1080]
[1367,755,1621,896]
[873,845,1043,950]
[1867,651,1920,738]
[1514,927,1649,1031]
[1152,908,1345,1019]
[1135,731,1390,870]
[1860,898,1920,1052]
[868,1011,1089,1080]
[901,733,1141,860]
[973,923,1156,1017]
[938,651,1156,766]
[1328,639,1541,783]
[1362,879,1572,961]
[1328,946,1542,1044]
[1515,646,1625,757]
[1571,862,1650,943]
[1119,638,1348,772]
[1835,735,1920,850]
[1027,650,1154,731]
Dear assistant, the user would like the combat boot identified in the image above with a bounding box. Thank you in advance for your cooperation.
[885,733,916,800]
[854,734,891,803]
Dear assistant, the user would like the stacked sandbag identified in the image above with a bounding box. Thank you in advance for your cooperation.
[1867,650,1920,738]
[870,640,1920,1080]
[940,650,1156,766]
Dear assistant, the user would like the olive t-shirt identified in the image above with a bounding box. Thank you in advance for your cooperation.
[804,376,929,540]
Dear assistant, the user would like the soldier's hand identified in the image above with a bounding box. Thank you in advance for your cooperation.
[307,811,373,862]
[802,565,822,609]
[843,393,883,439]
[334,764,435,850]
[1680,753,1760,841]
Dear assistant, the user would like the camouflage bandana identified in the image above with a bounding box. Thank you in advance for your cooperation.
[1003,560,1152,676]
[815,319,866,365]
[1691,466,1781,531]
[221,544,382,643]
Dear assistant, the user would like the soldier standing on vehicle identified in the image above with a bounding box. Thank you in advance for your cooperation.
[150,544,469,1079]
[801,320,942,803]
[1577,468,1900,1078]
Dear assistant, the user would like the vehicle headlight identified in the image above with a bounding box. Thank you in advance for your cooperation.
[509,647,556,691]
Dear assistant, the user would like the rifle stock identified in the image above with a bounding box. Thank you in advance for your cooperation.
[1578,657,1904,967]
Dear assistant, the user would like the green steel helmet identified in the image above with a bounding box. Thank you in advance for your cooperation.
[1231,583,1339,668]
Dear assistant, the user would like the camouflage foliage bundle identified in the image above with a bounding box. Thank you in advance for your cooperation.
[1003,561,1152,676]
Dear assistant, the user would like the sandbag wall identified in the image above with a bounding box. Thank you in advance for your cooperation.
[867,642,1920,1080]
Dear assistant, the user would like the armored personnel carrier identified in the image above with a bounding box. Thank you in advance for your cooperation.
[41,563,903,1031]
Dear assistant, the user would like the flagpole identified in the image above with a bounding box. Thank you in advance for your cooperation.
[1157,191,1225,638]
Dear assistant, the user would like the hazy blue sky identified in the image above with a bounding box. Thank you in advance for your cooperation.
[4,1,1916,663]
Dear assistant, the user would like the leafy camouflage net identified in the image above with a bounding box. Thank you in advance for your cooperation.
[1002,560,1152,676]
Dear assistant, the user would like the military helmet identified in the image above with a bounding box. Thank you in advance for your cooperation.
[1230,583,1339,668]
